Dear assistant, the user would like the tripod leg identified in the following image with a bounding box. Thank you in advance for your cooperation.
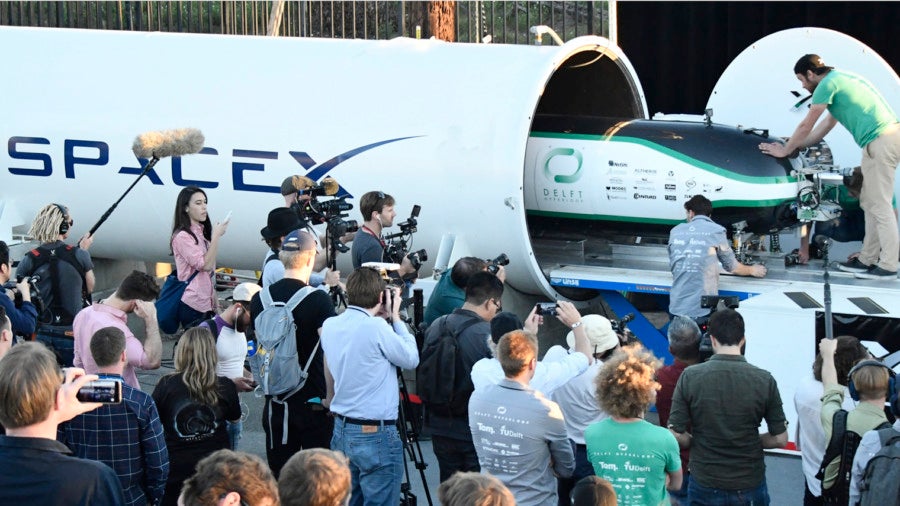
[396,367,433,506]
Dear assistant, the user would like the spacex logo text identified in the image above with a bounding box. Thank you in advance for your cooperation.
[5,135,419,196]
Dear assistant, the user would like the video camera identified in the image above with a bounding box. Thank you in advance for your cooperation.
[383,205,428,271]
[486,253,509,275]
[610,312,635,334]
[697,295,740,362]
[292,177,360,254]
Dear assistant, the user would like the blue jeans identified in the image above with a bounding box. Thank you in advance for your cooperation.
[331,418,403,506]
[227,419,242,450]
[670,471,690,505]
[36,326,75,367]
[176,301,208,331]
[688,477,769,506]
[816,209,865,243]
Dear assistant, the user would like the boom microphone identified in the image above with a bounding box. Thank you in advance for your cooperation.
[298,176,340,197]
[320,177,340,196]
[89,128,206,236]
[132,128,205,159]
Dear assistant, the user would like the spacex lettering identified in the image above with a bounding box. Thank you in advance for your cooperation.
[6,135,420,196]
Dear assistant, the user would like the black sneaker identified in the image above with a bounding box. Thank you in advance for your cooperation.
[838,258,871,273]
[855,266,898,280]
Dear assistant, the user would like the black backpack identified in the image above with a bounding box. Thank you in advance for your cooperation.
[817,409,890,505]
[25,244,91,325]
[416,314,480,417]
[200,318,222,342]
[256,250,280,287]
[859,427,900,506]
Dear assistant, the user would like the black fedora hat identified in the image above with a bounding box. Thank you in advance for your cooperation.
[260,208,303,239]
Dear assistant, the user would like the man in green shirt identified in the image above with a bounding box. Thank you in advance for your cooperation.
[759,54,900,279]
[668,309,788,505]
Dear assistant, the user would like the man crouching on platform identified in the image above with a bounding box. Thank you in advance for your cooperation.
[322,267,419,506]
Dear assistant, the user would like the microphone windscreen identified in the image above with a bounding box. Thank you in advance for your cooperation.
[321,177,339,196]
[132,128,205,158]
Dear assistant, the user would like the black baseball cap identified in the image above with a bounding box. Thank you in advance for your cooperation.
[794,54,833,75]
[491,311,523,344]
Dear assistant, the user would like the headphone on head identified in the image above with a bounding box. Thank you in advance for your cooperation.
[847,359,897,412]
[53,203,70,235]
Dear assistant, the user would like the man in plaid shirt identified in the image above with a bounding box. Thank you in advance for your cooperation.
[59,326,169,505]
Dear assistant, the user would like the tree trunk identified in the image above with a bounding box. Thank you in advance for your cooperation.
[428,1,456,42]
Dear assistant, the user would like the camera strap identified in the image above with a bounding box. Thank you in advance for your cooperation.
[361,225,387,249]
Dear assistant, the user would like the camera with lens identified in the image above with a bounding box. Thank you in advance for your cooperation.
[3,274,43,313]
[291,177,359,254]
[610,313,634,334]
[486,253,510,275]
[319,196,359,253]
[383,205,427,273]
[697,295,740,362]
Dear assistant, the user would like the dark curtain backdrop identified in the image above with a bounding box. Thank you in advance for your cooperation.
[617,1,900,116]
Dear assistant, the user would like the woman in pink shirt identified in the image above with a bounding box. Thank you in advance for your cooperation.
[169,186,228,331]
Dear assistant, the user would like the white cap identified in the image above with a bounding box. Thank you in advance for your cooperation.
[566,314,618,354]
[232,282,261,303]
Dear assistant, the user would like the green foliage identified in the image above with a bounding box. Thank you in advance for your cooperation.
[0,1,608,44]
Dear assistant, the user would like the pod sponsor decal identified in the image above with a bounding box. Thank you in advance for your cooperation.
[538,147,586,204]
[543,188,585,203]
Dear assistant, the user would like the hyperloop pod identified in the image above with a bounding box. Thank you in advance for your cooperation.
[0,26,822,299]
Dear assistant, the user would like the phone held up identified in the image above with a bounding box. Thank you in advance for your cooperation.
[76,379,123,404]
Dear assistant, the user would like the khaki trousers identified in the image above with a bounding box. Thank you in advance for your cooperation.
[859,125,900,271]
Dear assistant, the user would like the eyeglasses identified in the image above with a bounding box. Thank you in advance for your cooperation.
[491,299,502,313]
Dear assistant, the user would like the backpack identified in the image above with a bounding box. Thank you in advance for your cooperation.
[25,244,91,325]
[858,427,900,506]
[200,318,222,342]
[817,409,890,505]
[256,250,280,287]
[249,285,316,399]
[416,313,481,417]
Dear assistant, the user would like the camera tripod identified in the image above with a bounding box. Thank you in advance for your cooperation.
[324,228,348,310]
[396,366,433,506]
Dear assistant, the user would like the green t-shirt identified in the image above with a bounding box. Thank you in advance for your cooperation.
[820,184,895,212]
[585,418,680,506]
[819,385,888,489]
[812,70,898,148]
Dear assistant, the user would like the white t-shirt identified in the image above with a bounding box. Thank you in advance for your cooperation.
[552,360,609,444]
[215,323,248,380]
[261,249,285,288]
[470,345,589,396]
